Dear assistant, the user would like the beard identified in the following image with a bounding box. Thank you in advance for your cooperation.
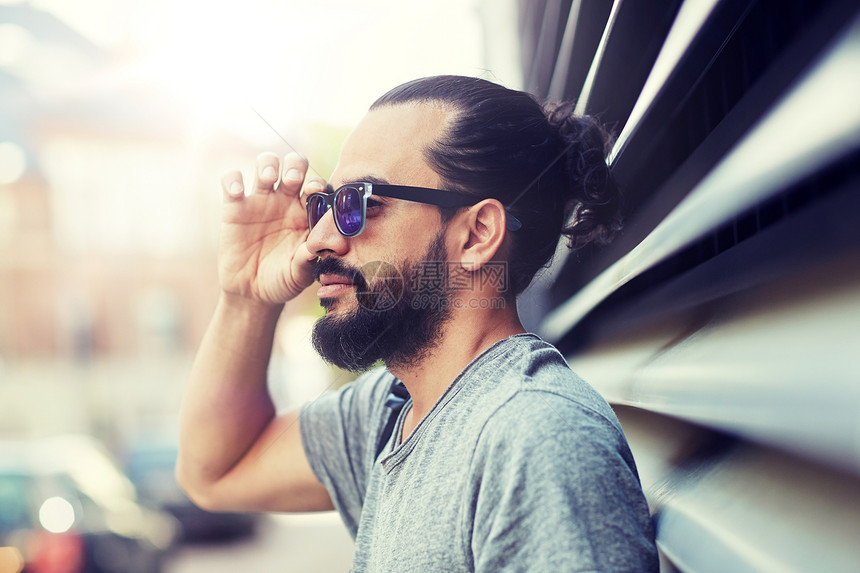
[311,232,452,373]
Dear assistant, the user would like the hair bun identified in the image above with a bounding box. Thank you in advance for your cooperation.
[544,102,623,250]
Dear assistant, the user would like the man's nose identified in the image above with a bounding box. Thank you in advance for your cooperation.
[306,207,349,257]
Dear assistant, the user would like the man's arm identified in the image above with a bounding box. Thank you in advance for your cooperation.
[176,152,332,513]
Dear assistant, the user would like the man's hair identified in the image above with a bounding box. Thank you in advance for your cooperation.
[371,75,622,295]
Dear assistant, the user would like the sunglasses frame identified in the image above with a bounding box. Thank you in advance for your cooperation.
[306,182,523,237]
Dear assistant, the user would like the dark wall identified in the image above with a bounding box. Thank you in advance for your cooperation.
[518,1,860,570]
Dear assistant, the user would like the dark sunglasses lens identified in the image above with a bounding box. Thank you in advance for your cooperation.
[308,195,328,228]
[335,187,363,235]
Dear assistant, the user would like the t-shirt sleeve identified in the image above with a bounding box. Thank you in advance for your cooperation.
[299,367,393,537]
[467,391,658,573]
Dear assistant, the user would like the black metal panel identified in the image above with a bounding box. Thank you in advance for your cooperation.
[547,0,614,101]
[519,0,860,569]
[547,0,857,309]
[612,0,850,242]
[575,0,683,132]
[521,0,574,97]
[554,150,860,355]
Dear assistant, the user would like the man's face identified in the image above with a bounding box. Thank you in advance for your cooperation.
[306,103,457,371]
[311,231,452,371]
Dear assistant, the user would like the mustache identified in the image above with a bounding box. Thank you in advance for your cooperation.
[313,257,369,292]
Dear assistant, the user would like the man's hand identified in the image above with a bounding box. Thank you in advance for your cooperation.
[218,152,321,305]
[177,152,334,514]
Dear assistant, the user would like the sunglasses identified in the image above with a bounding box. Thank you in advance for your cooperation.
[306,182,523,237]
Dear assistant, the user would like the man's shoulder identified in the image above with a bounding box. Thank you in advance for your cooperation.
[467,388,632,483]
[466,335,626,447]
[470,333,570,382]
[485,388,621,437]
[474,334,614,415]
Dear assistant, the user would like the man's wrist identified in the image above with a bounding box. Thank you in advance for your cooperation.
[217,291,285,324]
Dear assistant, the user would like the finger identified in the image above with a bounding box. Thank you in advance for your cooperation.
[221,170,245,201]
[253,152,280,194]
[277,152,309,197]
[291,241,318,290]
[301,176,327,200]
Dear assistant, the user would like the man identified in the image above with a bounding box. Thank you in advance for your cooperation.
[177,75,658,571]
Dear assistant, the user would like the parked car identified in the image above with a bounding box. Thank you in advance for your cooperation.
[0,436,176,573]
[123,442,258,543]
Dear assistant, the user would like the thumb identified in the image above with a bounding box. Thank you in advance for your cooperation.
[291,242,317,292]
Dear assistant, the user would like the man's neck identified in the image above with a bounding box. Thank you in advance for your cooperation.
[387,306,525,437]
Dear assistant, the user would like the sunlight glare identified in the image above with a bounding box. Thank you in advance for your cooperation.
[0,142,27,184]
[38,496,76,534]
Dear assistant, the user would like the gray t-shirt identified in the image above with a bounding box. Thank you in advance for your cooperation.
[300,334,658,572]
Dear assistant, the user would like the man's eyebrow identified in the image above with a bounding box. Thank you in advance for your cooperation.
[327,176,390,192]
[332,176,396,202]
[354,175,390,186]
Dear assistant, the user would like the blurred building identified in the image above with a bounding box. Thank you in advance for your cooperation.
[0,0,506,447]
[0,3,327,444]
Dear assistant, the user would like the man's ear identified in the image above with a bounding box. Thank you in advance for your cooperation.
[456,199,509,271]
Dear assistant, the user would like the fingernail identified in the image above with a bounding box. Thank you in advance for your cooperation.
[229,181,244,196]
[262,166,277,179]
[285,168,302,182]
[306,180,324,192]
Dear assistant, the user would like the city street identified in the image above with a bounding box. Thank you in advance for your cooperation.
[165,512,354,573]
